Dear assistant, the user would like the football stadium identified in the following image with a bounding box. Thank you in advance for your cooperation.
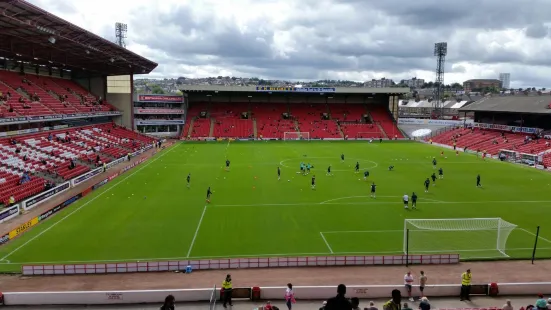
[1,1,551,309]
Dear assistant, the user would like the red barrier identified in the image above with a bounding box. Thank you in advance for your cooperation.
[21,254,459,276]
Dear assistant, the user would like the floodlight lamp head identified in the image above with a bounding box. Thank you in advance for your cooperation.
[434,42,447,56]
[48,36,56,44]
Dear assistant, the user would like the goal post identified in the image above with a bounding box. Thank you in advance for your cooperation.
[404,218,517,257]
[498,149,520,163]
[283,132,310,141]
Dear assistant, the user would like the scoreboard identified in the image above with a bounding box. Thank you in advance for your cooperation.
[255,86,336,93]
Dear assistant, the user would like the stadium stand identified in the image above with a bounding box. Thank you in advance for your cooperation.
[210,102,253,138]
[183,100,401,140]
[292,103,341,138]
[429,127,550,156]
[0,124,155,206]
[0,71,116,116]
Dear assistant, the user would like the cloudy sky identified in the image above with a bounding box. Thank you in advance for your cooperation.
[28,0,551,88]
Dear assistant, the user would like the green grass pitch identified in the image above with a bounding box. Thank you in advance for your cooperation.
[1,140,551,272]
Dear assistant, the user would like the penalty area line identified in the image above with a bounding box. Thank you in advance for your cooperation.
[319,232,334,254]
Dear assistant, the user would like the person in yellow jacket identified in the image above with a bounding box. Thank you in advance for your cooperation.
[222,274,233,308]
[460,268,472,301]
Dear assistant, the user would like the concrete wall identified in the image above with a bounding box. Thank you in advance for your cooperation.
[106,93,133,127]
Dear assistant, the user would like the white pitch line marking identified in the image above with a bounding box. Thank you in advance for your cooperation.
[319,232,333,254]
[518,228,551,244]
[0,144,180,261]
[319,195,445,204]
[214,200,551,208]
[186,205,208,258]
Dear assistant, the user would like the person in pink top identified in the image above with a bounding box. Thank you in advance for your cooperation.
[285,283,296,310]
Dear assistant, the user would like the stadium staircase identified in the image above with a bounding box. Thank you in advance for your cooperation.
[369,106,403,139]
[0,124,155,206]
[182,102,212,139]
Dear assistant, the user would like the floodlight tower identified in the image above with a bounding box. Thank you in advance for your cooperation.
[115,22,127,48]
[433,42,447,118]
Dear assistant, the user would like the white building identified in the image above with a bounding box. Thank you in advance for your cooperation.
[499,73,511,89]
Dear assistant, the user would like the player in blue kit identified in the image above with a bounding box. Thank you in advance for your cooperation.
[326,165,332,176]
[363,170,369,180]
[186,173,191,188]
[277,166,281,180]
[311,175,316,189]
[355,161,360,173]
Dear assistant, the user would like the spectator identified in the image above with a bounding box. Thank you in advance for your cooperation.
[222,274,233,308]
[351,297,361,310]
[383,289,401,310]
[403,303,413,310]
[8,196,15,207]
[502,299,513,310]
[285,283,295,310]
[419,271,428,299]
[160,294,175,310]
[536,294,547,310]
[419,297,430,310]
[365,301,378,310]
[404,271,414,302]
[325,284,352,310]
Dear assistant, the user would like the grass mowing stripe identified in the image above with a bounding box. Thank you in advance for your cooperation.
[0,144,179,261]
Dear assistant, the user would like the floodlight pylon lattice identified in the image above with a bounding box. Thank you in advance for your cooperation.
[433,42,447,119]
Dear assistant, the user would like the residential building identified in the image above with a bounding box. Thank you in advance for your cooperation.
[463,79,502,93]
[364,78,394,88]
[400,77,425,88]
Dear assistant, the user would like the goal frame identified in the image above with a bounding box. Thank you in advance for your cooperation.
[403,217,517,257]
[283,132,310,141]
[498,149,520,163]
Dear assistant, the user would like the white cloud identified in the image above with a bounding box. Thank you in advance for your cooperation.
[28,0,551,88]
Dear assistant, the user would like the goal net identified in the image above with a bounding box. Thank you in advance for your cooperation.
[404,218,517,258]
[498,149,520,163]
[283,132,310,141]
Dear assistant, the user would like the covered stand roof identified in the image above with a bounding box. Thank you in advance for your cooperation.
[459,95,551,114]
[0,0,158,76]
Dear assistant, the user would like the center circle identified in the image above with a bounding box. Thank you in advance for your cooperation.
[279,157,378,172]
